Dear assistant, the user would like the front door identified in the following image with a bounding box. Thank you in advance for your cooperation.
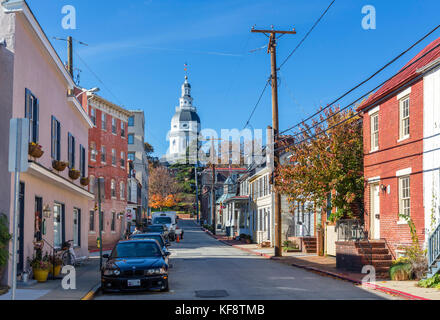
[370,183,380,240]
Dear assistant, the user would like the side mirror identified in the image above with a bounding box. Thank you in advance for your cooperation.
[164,251,171,256]
[103,254,110,259]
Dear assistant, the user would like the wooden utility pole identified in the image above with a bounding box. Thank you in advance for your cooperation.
[67,36,73,77]
[251,26,296,257]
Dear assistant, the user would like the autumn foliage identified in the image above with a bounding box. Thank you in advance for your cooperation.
[275,106,364,221]
[148,164,181,210]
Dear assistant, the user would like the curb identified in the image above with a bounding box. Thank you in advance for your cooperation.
[89,248,113,253]
[202,227,430,301]
[289,262,430,300]
[81,283,101,301]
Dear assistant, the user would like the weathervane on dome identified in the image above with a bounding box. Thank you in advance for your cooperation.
[184,62,189,79]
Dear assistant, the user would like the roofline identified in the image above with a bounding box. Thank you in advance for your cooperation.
[88,93,132,117]
[2,0,75,89]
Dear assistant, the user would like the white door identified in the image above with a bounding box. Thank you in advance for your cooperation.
[370,183,380,240]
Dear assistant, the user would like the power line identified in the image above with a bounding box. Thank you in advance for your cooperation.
[74,51,124,106]
[275,39,440,153]
[243,78,271,129]
[278,0,336,70]
[279,22,440,136]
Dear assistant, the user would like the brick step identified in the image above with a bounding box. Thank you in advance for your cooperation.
[304,245,317,250]
[355,241,386,248]
[357,248,389,254]
[360,259,392,267]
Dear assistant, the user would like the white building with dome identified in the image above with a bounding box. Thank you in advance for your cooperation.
[166,76,201,164]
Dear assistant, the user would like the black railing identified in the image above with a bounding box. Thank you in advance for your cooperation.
[336,219,365,241]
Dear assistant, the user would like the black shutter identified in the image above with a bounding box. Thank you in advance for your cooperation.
[78,209,81,247]
[34,99,39,143]
[68,133,71,168]
[51,116,55,159]
[72,135,76,168]
[61,204,66,245]
[57,120,61,161]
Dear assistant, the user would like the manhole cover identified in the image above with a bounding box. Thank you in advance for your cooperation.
[195,290,229,298]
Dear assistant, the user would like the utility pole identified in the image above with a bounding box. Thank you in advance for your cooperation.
[67,36,73,77]
[210,139,216,235]
[98,177,103,270]
[195,136,200,224]
[251,26,296,257]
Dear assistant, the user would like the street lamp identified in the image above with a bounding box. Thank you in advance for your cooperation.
[76,87,100,99]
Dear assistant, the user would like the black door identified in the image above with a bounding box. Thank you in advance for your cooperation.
[18,182,25,274]
[35,197,42,241]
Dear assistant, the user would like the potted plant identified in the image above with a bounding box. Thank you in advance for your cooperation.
[47,254,63,277]
[52,160,68,172]
[28,255,50,283]
[28,142,44,158]
[68,168,81,180]
[0,213,11,285]
[80,176,90,186]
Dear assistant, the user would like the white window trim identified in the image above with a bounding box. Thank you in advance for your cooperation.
[370,112,379,152]
[396,168,412,177]
[397,87,411,100]
[399,96,410,141]
[368,105,380,116]
[398,175,411,223]
[368,176,381,183]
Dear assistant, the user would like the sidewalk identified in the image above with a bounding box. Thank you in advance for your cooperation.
[203,227,440,300]
[0,251,109,300]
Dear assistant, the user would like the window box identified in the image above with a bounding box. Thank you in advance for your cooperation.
[52,160,68,172]
[69,168,81,180]
[80,177,90,186]
[29,142,44,158]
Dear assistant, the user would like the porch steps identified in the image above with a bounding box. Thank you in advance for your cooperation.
[302,237,317,254]
[355,240,392,279]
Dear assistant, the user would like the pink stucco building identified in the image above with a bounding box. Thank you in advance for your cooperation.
[0,1,94,286]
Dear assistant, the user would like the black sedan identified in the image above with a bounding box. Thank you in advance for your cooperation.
[143,224,169,240]
[101,239,170,293]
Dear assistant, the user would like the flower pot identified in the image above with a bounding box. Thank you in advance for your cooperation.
[68,169,81,180]
[80,177,90,186]
[28,144,44,159]
[49,265,62,277]
[33,268,49,283]
[52,160,67,172]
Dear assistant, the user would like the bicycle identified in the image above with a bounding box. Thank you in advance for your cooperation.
[60,240,76,266]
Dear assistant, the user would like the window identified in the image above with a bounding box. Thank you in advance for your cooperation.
[399,176,411,219]
[80,145,86,177]
[120,182,125,200]
[90,108,96,125]
[128,116,134,126]
[111,179,116,198]
[121,121,125,137]
[68,133,76,169]
[112,148,116,166]
[89,210,95,232]
[51,116,61,160]
[371,112,379,151]
[101,146,106,163]
[120,151,125,168]
[90,142,97,161]
[101,112,107,131]
[89,175,95,194]
[112,117,117,134]
[25,89,39,143]
[399,97,410,140]
[128,134,134,145]
[111,212,116,232]
[53,204,63,249]
[128,152,135,162]
[73,208,81,247]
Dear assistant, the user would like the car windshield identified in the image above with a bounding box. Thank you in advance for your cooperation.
[153,217,172,224]
[112,242,162,258]
[131,235,164,247]
[147,226,164,232]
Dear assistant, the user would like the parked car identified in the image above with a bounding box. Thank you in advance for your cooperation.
[101,239,170,293]
[129,233,170,264]
[143,224,169,240]
[151,212,181,241]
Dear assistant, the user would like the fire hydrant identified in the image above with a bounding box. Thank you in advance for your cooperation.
[96,237,101,249]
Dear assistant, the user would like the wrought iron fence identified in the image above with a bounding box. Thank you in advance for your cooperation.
[336,219,366,241]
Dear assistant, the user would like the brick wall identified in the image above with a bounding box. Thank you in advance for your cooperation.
[363,80,425,256]
[336,241,363,272]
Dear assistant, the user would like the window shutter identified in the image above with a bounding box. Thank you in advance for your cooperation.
[68,133,71,168]
[25,89,31,118]
[34,99,39,143]
[57,120,61,161]
[78,210,81,247]
[61,204,66,245]
[51,116,55,159]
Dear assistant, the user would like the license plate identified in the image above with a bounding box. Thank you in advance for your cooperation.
[127,279,141,287]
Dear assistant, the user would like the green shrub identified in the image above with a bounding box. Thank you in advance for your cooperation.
[0,213,12,267]
[418,273,440,288]
[390,263,413,281]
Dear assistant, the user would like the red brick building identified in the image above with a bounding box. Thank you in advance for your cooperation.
[358,38,440,256]
[83,93,132,249]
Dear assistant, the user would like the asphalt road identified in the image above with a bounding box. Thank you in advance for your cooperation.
[95,220,387,300]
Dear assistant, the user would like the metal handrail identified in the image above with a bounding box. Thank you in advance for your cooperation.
[382,237,397,261]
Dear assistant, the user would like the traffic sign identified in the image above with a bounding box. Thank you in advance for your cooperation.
[8,118,29,173]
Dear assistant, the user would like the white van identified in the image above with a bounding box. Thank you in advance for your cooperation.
[151,212,182,241]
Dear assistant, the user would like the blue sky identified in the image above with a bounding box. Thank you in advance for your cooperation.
[27,0,440,157]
